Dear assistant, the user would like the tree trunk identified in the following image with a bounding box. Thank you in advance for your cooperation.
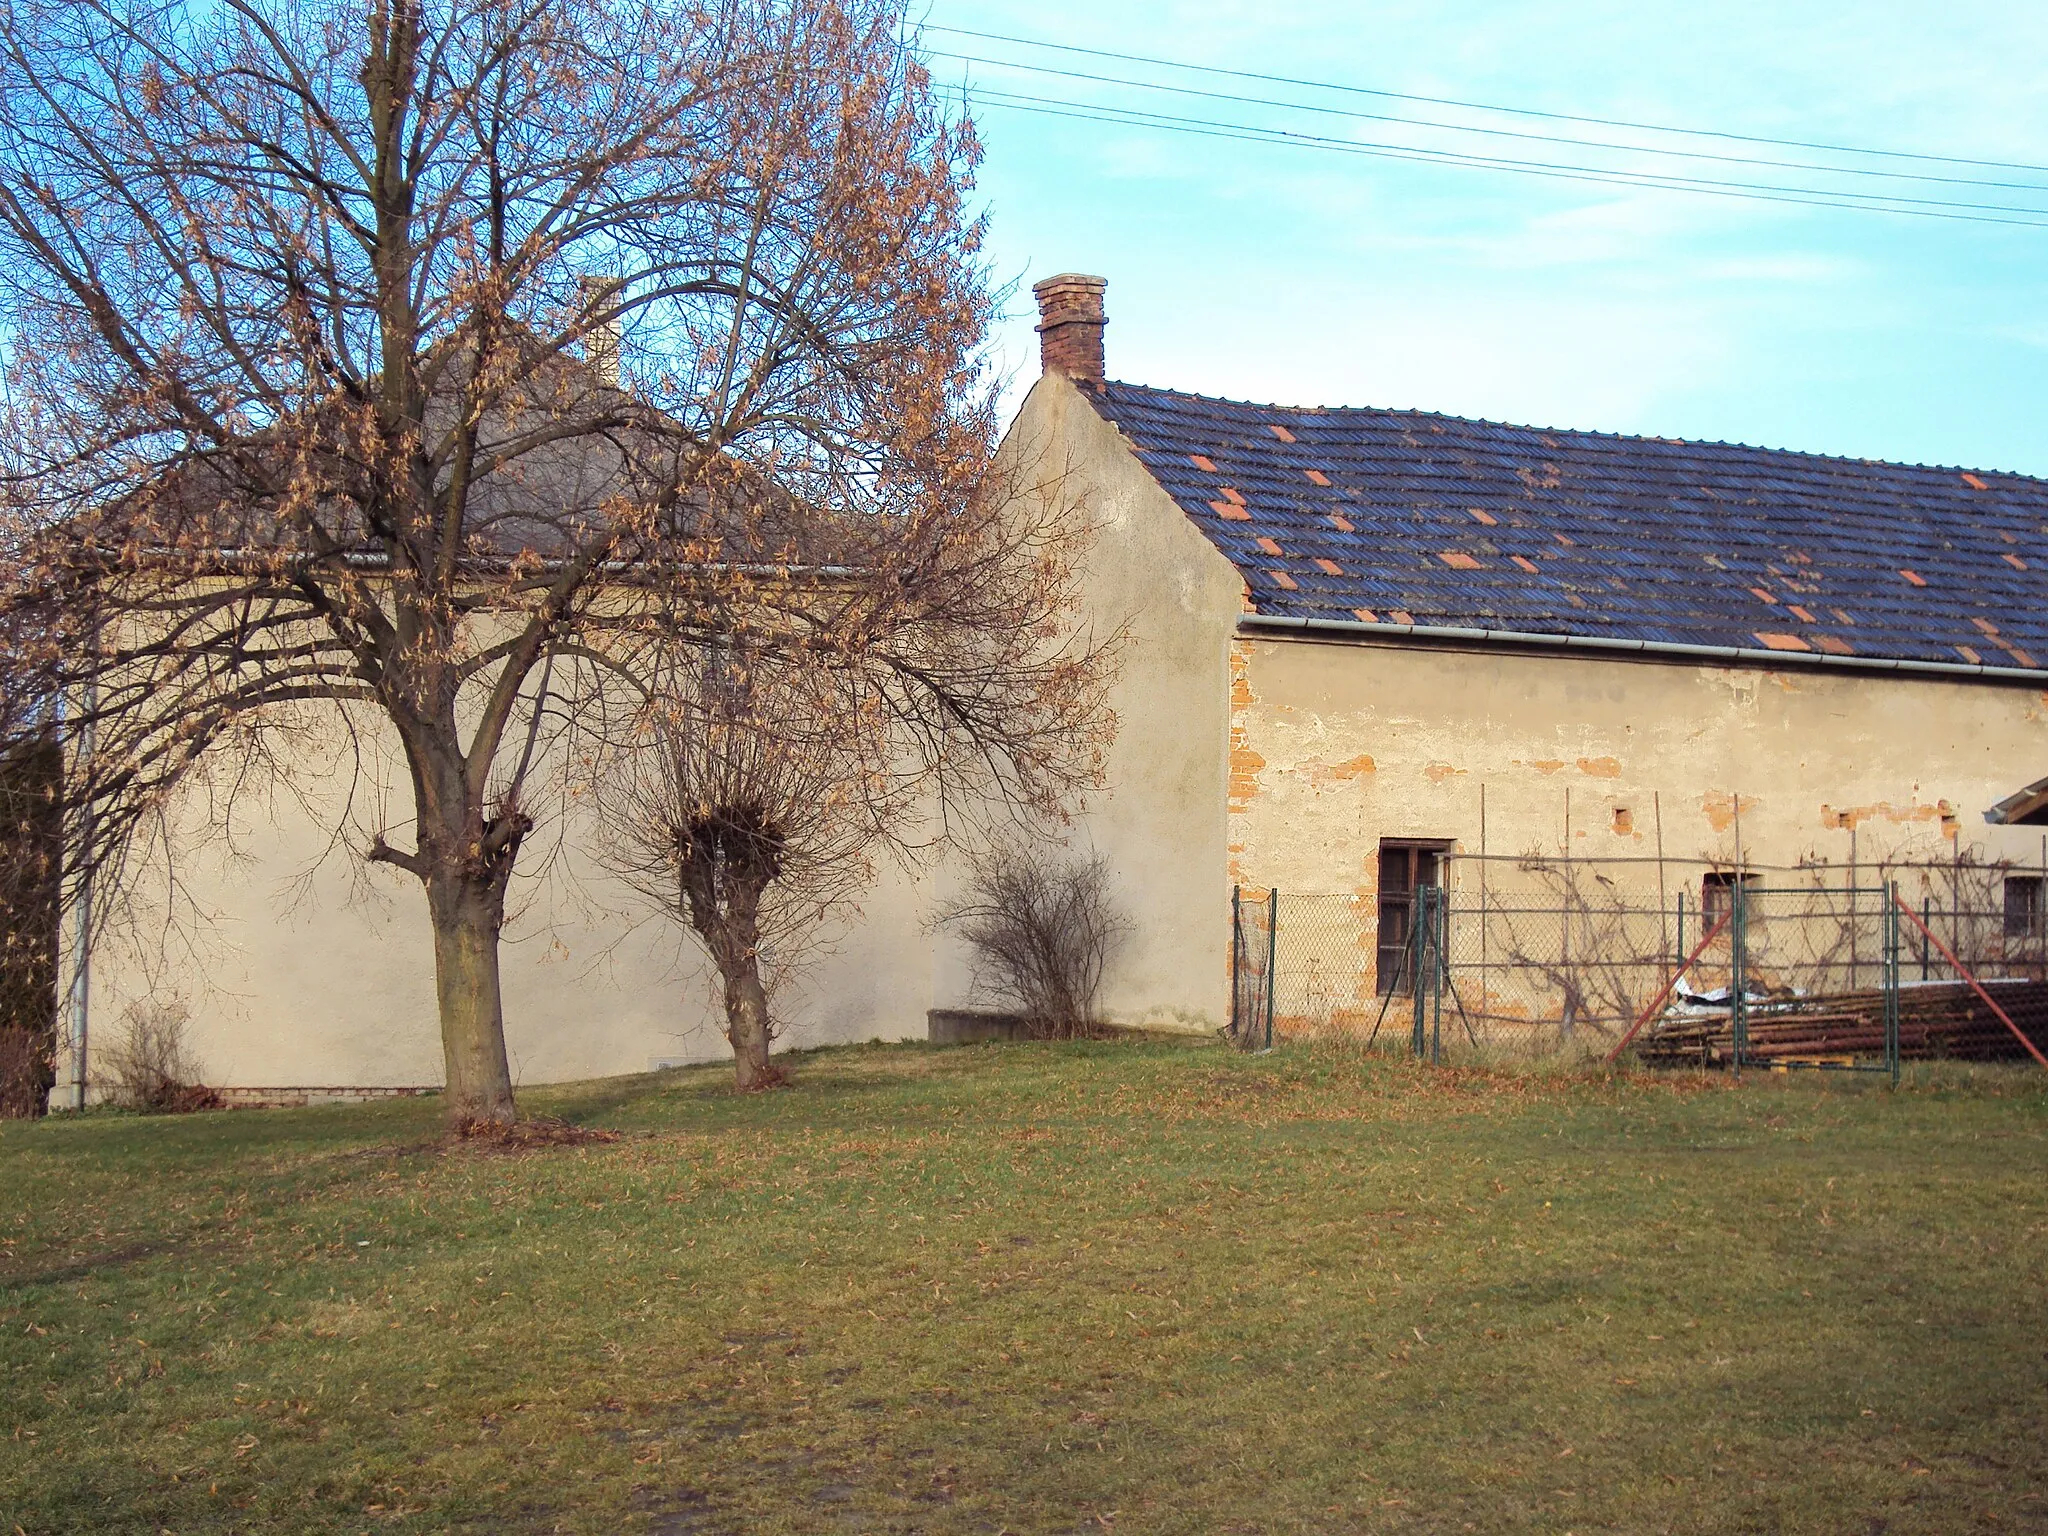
[724,946,777,1091]
[428,874,517,1125]
[688,870,782,1092]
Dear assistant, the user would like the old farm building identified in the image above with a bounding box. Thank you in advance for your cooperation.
[29,274,2048,1099]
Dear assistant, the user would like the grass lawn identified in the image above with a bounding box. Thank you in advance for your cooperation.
[2,1041,2045,1535]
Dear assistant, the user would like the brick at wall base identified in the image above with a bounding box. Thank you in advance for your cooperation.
[212,1085,439,1109]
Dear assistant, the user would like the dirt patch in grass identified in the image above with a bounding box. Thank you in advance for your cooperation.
[452,1114,622,1151]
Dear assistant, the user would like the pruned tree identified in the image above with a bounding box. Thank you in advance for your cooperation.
[590,645,907,1090]
[0,0,1107,1125]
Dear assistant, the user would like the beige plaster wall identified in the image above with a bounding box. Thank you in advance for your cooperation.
[1231,630,2048,921]
[71,711,941,1094]
[62,372,1246,1093]
[982,376,1243,1031]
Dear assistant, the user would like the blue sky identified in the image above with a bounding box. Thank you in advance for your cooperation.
[924,2,2048,474]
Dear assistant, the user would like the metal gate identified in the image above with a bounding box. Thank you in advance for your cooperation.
[1228,886,1275,1051]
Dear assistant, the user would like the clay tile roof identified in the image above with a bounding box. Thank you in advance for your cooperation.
[1096,379,2048,668]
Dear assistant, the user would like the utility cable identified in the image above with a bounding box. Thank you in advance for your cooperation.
[931,50,2048,195]
[971,90,2048,228]
[928,23,2048,178]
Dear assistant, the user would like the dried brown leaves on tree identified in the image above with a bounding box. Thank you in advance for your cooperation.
[0,0,1109,1123]
[589,646,911,1090]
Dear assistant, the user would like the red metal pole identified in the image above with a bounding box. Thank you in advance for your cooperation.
[1606,913,1732,1066]
[1893,891,2048,1071]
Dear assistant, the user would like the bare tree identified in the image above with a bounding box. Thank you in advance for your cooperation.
[0,723,61,1117]
[937,845,1129,1039]
[590,645,909,1090]
[0,0,1104,1125]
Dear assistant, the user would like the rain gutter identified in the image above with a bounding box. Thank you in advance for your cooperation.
[1237,612,2048,686]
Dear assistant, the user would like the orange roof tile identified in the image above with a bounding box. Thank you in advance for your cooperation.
[1754,632,1811,651]
[1439,551,1483,570]
[1304,468,1331,486]
[1973,616,2000,636]
[1749,586,1778,605]
[1390,609,1415,625]
[1328,514,1355,533]
[1352,607,1379,623]
[1210,500,1251,521]
[1963,472,1989,490]
[1314,558,1343,576]
[1269,569,1298,590]
[1268,424,1297,443]
[1219,485,1246,505]
[1468,508,1498,526]
[1512,555,1540,574]
[1956,644,1983,664]
[1900,569,1927,587]
[1816,635,1855,656]
[2006,552,2030,570]
[1255,536,1283,556]
[1788,605,1816,623]
[1189,454,1217,472]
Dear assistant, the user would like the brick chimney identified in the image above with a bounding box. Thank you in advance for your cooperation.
[1033,273,1107,381]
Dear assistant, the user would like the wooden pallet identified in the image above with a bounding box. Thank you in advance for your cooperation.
[1635,980,2048,1067]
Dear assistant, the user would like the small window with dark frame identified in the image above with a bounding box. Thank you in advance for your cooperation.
[2003,875,2044,939]
[1376,838,1453,995]
[1700,870,1755,931]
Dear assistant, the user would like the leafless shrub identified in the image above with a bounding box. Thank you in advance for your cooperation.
[938,846,1128,1039]
[99,1001,220,1114]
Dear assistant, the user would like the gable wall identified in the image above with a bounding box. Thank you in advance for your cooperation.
[54,376,1246,1100]
[988,378,1245,1030]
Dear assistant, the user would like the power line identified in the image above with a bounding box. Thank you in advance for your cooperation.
[969,91,2048,229]
[930,50,2048,197]
[927,23,2048,178]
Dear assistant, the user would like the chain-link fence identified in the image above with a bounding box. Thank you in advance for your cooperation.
[1227,854,2048,1062]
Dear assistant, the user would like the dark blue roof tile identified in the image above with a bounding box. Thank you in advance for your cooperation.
[1087,379,2048,667]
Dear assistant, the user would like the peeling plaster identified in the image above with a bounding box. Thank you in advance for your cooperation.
[1820,799,1954,831]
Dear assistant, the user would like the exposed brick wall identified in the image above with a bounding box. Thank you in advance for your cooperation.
[212,1085,437,1108]
[1032,273,1107,380]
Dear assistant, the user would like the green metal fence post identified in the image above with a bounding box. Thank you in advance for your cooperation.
[1410,890,1427,1060]
[1730,881,1748,1080]
[1431,887,1445,1066]
[1264,888,1278,1053]
[1886,882,1902,1086]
